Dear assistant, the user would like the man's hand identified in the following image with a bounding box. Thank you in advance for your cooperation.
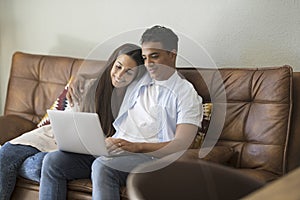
[105,137,141,154]
[104,124,197,157]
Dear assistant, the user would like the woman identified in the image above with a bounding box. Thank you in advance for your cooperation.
[0,43,145,200]
[38,43,145,199]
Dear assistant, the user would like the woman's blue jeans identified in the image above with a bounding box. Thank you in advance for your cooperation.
[39,150,95,200]
[0,142,46,200]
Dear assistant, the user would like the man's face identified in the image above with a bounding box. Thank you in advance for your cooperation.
[142,42,176,81]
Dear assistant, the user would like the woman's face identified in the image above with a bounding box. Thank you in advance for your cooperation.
[110,54,139,88]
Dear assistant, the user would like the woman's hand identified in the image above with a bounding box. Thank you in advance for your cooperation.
[66,76,85,107]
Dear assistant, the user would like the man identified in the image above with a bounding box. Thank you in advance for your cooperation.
[91,25,203,199]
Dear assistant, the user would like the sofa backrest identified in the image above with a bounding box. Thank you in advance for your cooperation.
[178,66,293,177]
[4,52,106,124]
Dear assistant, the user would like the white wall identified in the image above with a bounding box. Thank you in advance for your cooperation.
[1,0,300,114]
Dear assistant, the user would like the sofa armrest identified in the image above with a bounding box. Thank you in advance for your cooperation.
[0,115,36,145]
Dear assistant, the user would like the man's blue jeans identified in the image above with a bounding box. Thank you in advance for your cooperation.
[0,142,46,200]
[92,154,155,200]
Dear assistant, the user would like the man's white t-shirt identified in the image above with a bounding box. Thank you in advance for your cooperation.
[113,71,203,143]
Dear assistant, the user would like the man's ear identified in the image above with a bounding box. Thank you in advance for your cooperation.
[169,49,177,61]
[170,49,177,55]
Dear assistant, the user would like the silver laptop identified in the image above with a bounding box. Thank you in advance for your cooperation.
[47,110,110,156]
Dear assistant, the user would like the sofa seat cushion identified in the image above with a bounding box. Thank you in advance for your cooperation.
[15,177,39,191]
[15,177,129,199]
[178,146,234,164]
[15,177,93,193]
[13,178,94,200]
[67,179,92,193]
[236,168,279,183]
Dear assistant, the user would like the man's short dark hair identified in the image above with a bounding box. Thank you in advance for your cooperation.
[140,25,179,52]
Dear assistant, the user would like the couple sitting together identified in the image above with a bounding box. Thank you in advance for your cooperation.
[0,25,203,200]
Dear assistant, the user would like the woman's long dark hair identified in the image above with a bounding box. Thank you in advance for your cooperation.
[95,43,144,137]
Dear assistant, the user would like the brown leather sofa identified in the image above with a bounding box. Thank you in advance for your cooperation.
[127,64,300,199]
[0,52,299,199]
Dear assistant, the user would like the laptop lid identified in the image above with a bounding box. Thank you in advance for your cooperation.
[47,110,109,156]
